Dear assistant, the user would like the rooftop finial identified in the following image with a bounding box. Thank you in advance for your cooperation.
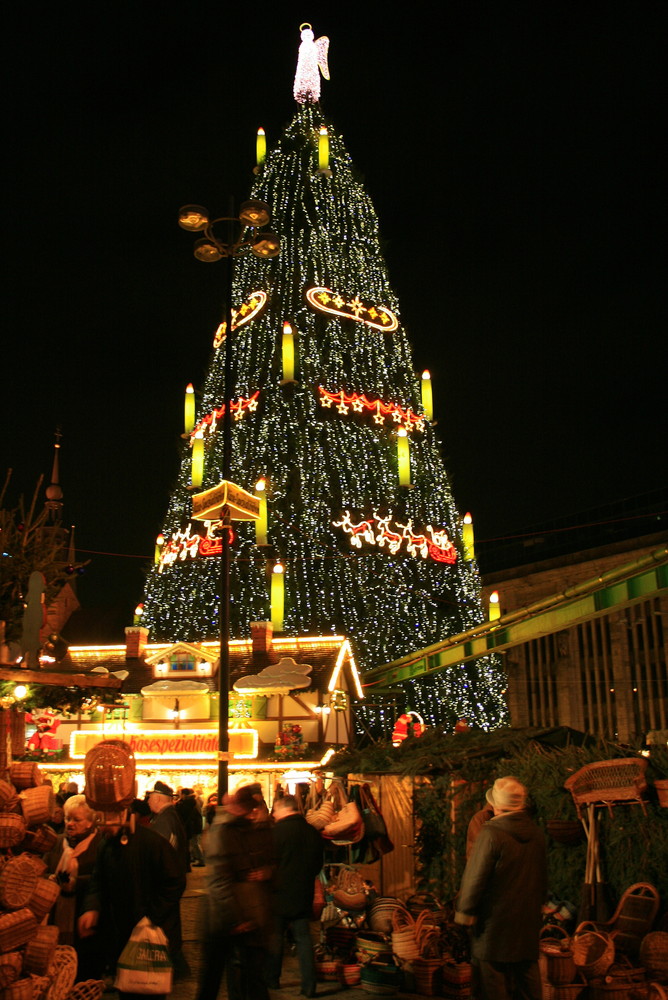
[45,426,64,521]
[293,23,330,104]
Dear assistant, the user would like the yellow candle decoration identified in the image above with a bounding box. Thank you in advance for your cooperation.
[184,383,195,434]
[256,127,266,167]
[191,431,204,487]
[318,126,329,171]
[271,561,285,632]
[154,534,165,565]
[489,590,501,621]
[421,370,433,421]
[462,512,475,561]
[255,478,268,546]
[282,321,295,381]
[397,428,411,486]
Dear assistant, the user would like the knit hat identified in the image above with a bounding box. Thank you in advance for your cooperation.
[150,780,174,798]
[485,776,527,813]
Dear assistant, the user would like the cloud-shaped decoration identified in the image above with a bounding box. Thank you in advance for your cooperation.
[90,667,129,681]
[141,680,210,694]
[233,657,312,695]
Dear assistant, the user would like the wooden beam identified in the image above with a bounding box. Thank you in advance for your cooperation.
[0,667,122,689]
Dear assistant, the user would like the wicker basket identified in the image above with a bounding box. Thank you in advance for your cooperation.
[65,982,105,1000]
[640,933,668,982]
[315,960,341,981]
[369,899,406,934]
[46,947,77,1000]
[412,957,443,996]
[564,758,649,818]
[29,974,52,1000]
[648,985,668,999]
[442,962,473,985]
[83,740,136,812]
[8,763,43,791]
[357,933,393,965]
[590,973,648,999]
[653,781,668,808]
[19,787,54,827]
[1,977,35,1000]
[0,856,42,911]
[0,951,23,989]
[543,978,588,1000]
[339,963,362,986]
[0,814,27,849]
[0,909,38,954]
[23,927,59,976]
[19,826,58,855]
[27,879,60,921]
[540,925,576,985]
[360,962,401,996]
[0,780,19,811]
[573,929,615,980]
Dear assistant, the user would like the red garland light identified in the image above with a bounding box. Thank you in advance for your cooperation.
[318,386,424,433]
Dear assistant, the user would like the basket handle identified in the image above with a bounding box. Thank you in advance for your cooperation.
[540,923,570,942]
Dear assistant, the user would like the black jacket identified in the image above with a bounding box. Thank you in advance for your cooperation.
[271,812,324,919]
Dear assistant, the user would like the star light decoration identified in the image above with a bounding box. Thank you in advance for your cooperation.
[305,286,398,332]
[212,290,268,347]
[189,392,260,444]
[333,510,458,564]
[318,387,425,433]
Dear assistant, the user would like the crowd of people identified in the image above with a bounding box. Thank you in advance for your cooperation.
[38,771,545,1000]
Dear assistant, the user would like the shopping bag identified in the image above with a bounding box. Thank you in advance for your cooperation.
[115,916,173,995]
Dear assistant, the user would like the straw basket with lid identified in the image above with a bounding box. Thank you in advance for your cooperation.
[83,739,136,814]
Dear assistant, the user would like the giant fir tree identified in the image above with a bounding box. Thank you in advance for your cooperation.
[142,26,508,733]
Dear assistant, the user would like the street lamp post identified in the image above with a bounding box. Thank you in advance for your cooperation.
[178,201,280,796]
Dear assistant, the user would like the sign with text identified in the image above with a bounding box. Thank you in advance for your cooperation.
[70,728,258,760]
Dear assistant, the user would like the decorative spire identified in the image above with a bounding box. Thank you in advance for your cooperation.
[293,23,330,104]
[45,427,64,522]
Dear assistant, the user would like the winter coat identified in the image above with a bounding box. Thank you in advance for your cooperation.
[201,812,274,946]
[271,812,323,919]
[151,803,191,874]
[456,810,547,963]
[83,824,186,965]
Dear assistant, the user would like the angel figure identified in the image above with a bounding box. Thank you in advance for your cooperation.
[293,23,330,104]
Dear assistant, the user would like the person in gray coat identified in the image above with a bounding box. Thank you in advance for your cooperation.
[455,776,547,1000]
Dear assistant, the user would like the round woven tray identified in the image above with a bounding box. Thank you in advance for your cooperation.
[0,856,41,911]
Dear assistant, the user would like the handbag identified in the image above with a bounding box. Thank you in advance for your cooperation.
[321,781,364,845]
[359,784,394,856]
[115,917,173,995]
[312,875,326,921]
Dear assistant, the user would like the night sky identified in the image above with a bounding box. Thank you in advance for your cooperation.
[2,4,664,639]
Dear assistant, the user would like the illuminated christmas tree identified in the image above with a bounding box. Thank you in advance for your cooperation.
[142,26,508,732]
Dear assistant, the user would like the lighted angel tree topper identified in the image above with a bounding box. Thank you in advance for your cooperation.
[142,25,508,732]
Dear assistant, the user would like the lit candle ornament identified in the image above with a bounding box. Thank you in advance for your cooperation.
[421,370,433,421]
[318,126,329,171]
[191,430,204,487]
[271,560,285,632]
[489,590,501,621]
[282,321,295,381]
[154,534,165,565]
[256,127,266,167]
[133,603,144,625]
[397,427,411,486]
[462,512,475,561]
[184,383,195,434]
[255,478,268,546]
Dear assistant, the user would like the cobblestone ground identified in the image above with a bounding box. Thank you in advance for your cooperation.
[173,865,426,1000]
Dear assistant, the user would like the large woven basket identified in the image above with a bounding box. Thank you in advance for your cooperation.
[0,856,42,911]
[83,739,136,812]
[360,962,401,996]
[0,814,27,849]
[412,957,443,996]
[0,780,19,811]
[65,982,105,1000]
[23,927,59,976]
[339,963,362,987]
[1,976,35,1000]
[640,932,668,982]
[27,879,60,921]
[315,960,341,982]
[8,763,43,791]
[0,951,23,989]
[442,962,473,986]
[19,825,58,855]
[46,947,77,1000]
[573,929,615,980]
[540,925,577,985]
[19,787,54,827]
[391,907,419,961]
[0,909,38,954]
[542,978,588,1000]
[369,899,406,934]
[356,933,393,965]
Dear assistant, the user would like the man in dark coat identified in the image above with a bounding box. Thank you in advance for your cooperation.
[267,794,324,998]
[148,780,191,875]
[455,776,547,1000]
[78,812,186,1000]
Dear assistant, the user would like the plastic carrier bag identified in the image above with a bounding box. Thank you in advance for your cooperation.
[115,917,173,995]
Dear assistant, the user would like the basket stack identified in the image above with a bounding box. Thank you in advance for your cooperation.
[0,765,69,1000]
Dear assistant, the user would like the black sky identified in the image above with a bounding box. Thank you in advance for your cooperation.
[2,3,665,637]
